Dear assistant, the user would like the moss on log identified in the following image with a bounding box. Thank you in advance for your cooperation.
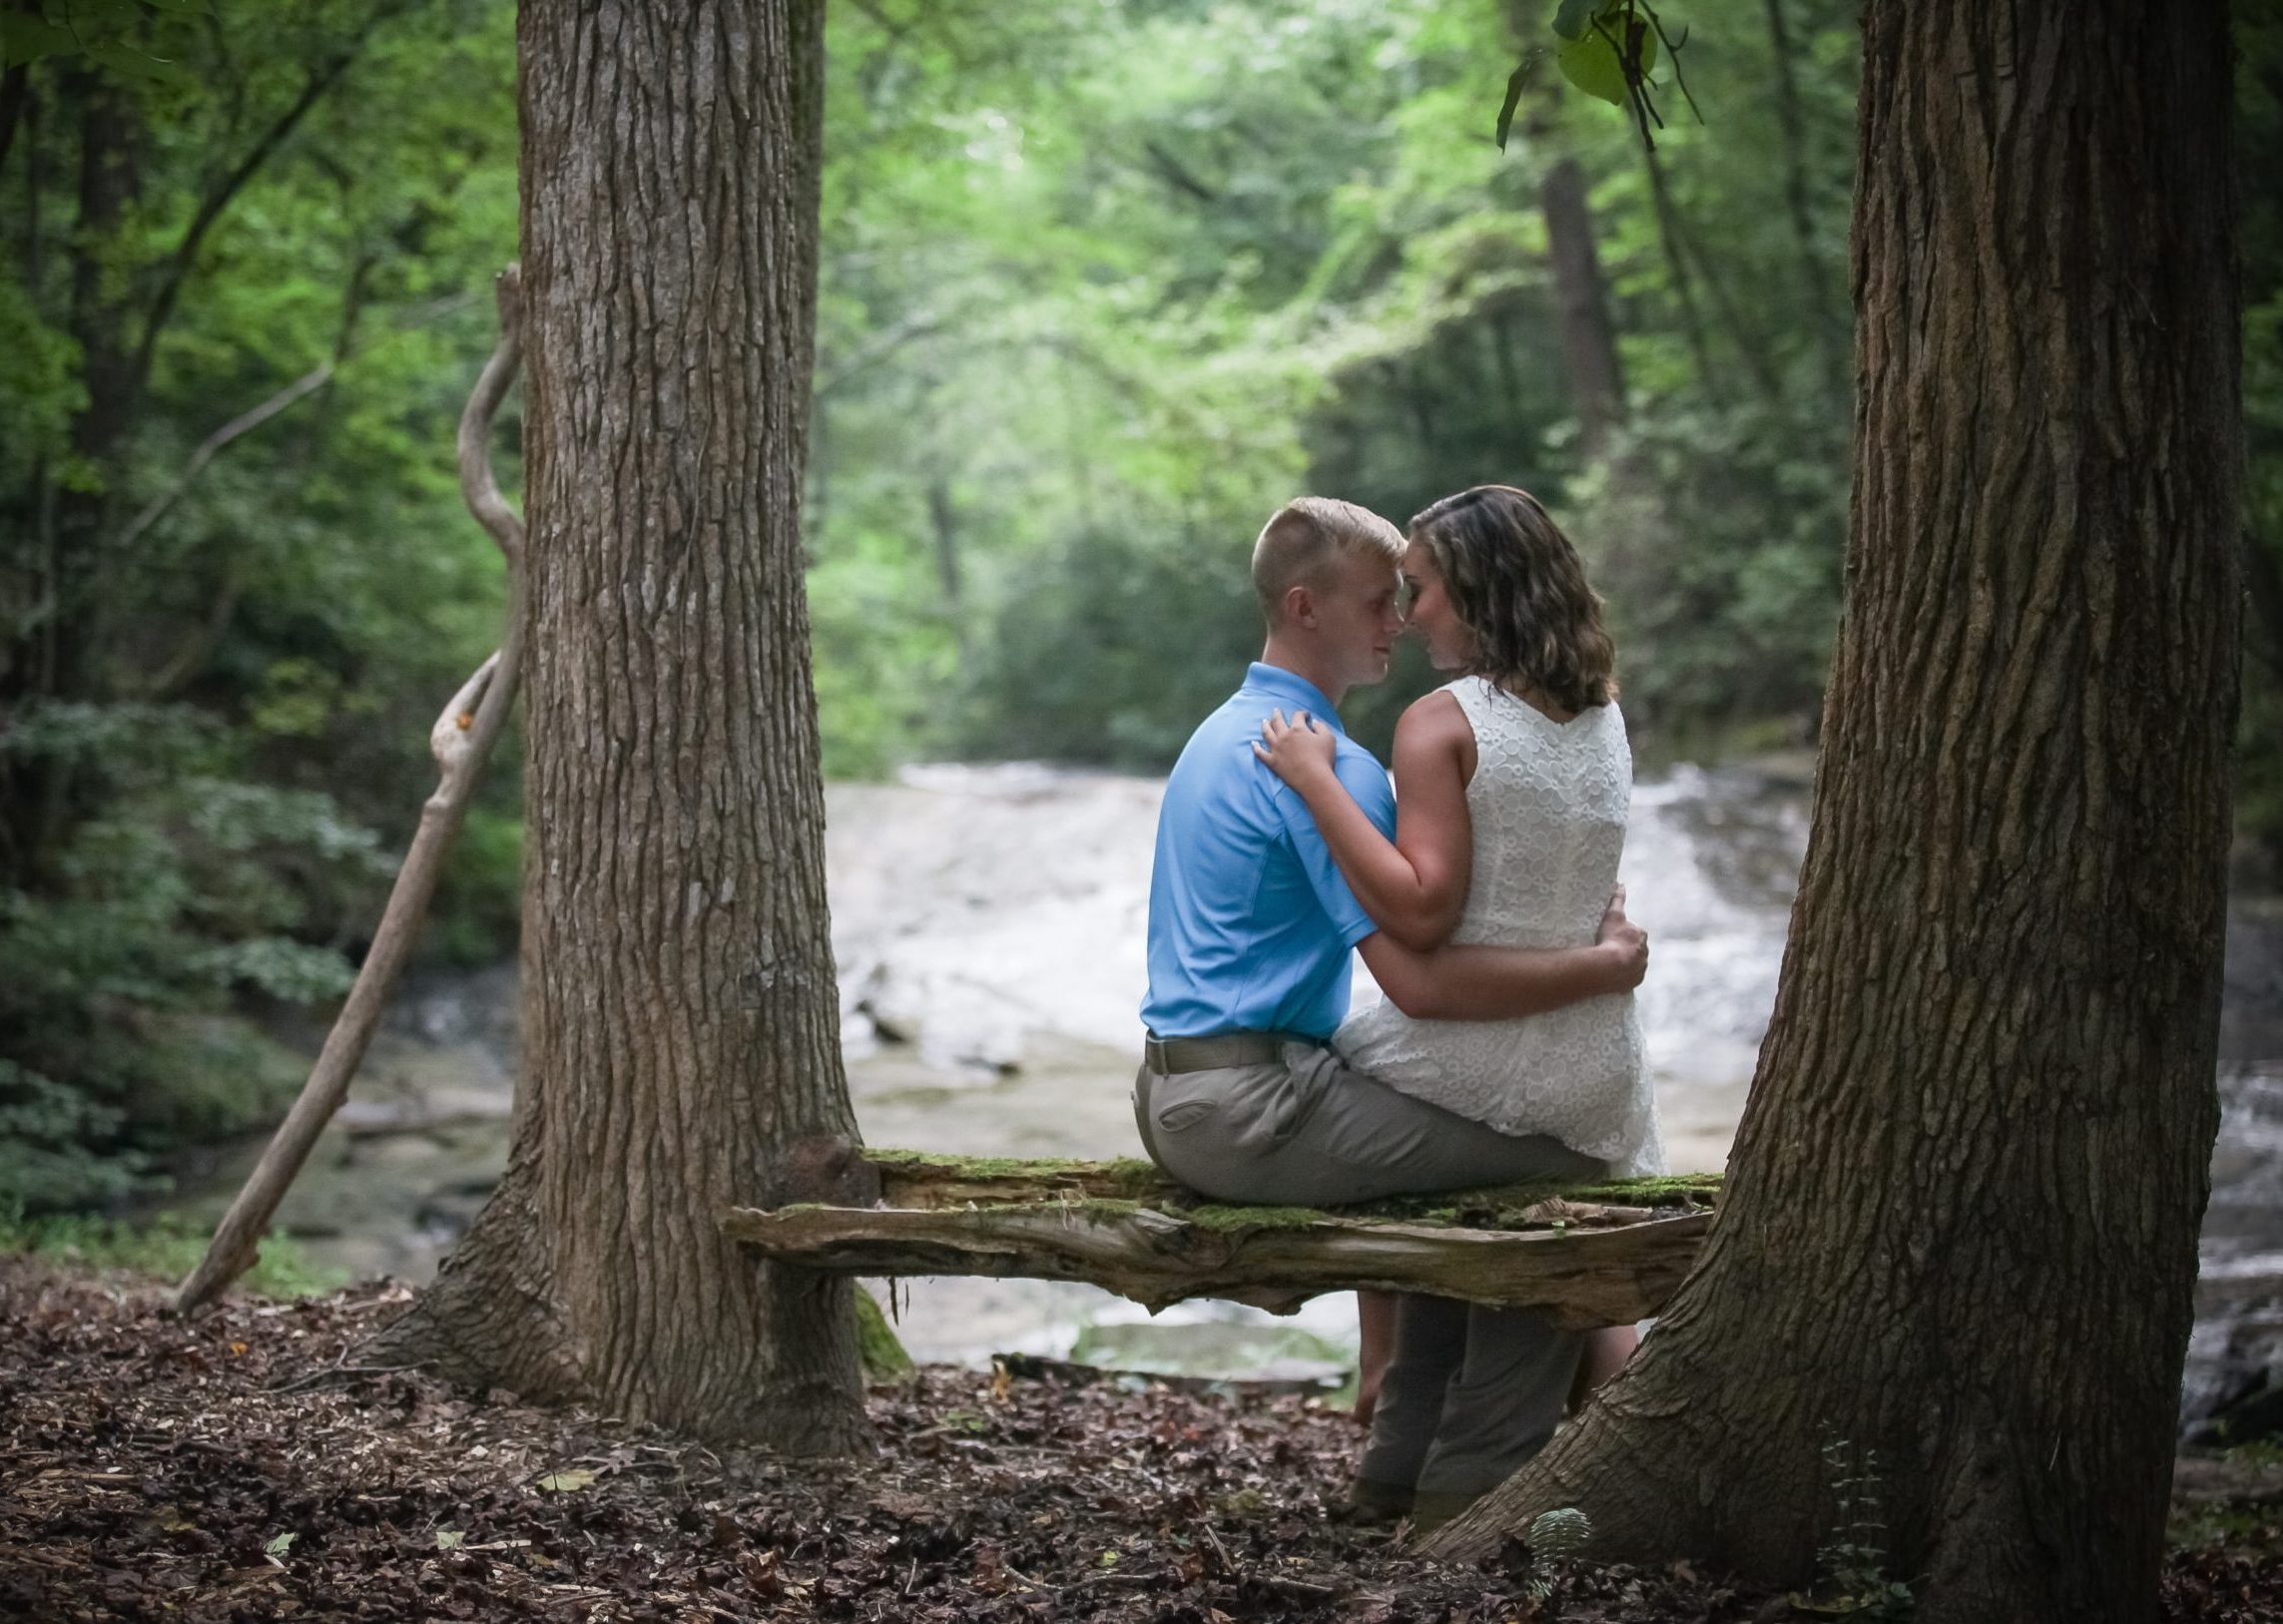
[863,1149,1719,1229]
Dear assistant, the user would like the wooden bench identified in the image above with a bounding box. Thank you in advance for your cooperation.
[722,1150,1718,1332]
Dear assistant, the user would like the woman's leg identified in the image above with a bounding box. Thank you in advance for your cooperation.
[1570,1324,1639,1410]
[1354,1290,1398,1428]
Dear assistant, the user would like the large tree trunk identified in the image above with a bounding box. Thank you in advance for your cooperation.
[368,0,868,1453]
[1430,7,2242,1621]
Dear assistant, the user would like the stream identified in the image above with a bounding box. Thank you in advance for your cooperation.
[153,761,2283,1422]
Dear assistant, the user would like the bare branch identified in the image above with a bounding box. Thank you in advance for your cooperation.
[114,363,334,556]
[131,6,407,398]
[456,265,525,564]
[176,268,526,1315]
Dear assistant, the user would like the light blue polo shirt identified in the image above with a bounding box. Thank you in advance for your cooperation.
[1141,663,1399,1042]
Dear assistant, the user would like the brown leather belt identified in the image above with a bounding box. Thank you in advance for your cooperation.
[1141,1030,1307,1074]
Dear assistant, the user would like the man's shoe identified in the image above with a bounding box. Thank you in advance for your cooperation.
[1407,1488,1482,1537]
[1337,1476,1415,1525]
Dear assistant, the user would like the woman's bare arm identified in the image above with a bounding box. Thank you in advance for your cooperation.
[1360,886,1649,1021]
[1255,694,1474,951]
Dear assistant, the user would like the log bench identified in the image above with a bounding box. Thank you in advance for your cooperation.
[722,1150,1720,1332]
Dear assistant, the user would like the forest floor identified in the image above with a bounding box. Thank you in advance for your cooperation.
[3,1261,2280,1624]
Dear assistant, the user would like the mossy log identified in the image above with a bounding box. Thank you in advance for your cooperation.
[724,1152,1719,1331]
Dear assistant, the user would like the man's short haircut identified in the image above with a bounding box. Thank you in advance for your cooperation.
[1251,497,1404,623]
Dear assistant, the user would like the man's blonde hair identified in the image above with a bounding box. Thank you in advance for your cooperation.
[1251,497,1404,623]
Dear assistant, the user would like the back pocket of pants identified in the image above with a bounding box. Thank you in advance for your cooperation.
[1157,1099,1217,1133]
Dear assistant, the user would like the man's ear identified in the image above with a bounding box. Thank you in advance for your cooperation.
[1282,581,1316,629]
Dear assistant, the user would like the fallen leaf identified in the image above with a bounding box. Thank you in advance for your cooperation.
[534,1468,595,1492]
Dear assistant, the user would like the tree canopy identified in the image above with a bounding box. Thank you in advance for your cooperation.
[1,0,2277,1213]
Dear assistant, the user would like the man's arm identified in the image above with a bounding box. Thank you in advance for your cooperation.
[1358,886,1648,1021]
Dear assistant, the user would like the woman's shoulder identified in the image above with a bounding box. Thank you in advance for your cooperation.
[1397,685,1474,740]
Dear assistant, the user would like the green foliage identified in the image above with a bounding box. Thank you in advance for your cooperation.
[1799,1433,1915,1620]
[2,3,521,1211]
[855,1289,916,1381]
[3,0,2273,1215]
[0,704,361,1209]
[0,1202,345,1298]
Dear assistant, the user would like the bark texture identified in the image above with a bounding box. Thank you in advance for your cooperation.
[370,0,867,1453]
[1428,8,2242,1621]
[722,1200,1710,1326]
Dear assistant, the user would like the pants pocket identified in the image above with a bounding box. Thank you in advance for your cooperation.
[1156,1099,1217,1133]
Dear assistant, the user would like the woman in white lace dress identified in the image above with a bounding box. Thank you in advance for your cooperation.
[1256,484,1662,1401]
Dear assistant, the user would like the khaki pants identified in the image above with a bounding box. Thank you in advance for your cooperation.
[1133,1041,1601,1498]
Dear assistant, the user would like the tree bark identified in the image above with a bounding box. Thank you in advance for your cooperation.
[1428,8,2242,1622]
[367,0,868,1454]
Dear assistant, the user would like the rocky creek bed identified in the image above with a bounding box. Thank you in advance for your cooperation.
[4,1259,2280,1623]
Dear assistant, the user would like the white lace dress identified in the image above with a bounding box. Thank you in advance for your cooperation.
[1334,677,1665,1177]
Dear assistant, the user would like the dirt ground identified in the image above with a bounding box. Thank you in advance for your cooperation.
[3,1262,2278,1623]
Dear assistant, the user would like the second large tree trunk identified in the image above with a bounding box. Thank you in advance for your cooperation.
[1430,7,2242,1621]
[368,0,867,1453]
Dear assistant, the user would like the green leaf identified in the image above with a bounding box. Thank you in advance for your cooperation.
[534,1468,595,1493]
[265,1531,295,1558]
[88,43,189,83]
[1494,59,1529,152]
[1554,15,1658,108]
[1551,0,1600,42]
[0,17,80,70]
[435,1528,465,1550]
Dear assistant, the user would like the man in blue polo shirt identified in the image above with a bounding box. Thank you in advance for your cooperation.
[1134,496,1647,1531]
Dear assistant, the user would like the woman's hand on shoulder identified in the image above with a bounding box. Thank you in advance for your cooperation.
[1253,708,1341,794]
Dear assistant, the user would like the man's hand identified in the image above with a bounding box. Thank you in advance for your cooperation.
[1595,884,1649,992]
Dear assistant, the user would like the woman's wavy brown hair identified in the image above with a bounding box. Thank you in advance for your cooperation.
[1409,485,1617,713]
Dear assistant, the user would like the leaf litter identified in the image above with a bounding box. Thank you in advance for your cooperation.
[1,1257,2275,1622]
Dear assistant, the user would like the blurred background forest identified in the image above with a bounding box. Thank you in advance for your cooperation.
[3,0,2280,1218]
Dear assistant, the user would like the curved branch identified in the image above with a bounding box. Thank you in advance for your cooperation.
[457,264,525,565]
[175,267,527,1314]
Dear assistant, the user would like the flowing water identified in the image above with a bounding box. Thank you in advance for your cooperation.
[155,762,2283,1417]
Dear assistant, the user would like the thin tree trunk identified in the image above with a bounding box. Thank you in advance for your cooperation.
[0,62,27,177]
[1538,154,1626,459]
[1638,141,1721,403]
[1648,144,1784,402]
[1763,0,1845,387]
[1430,9,2241,1623]
[368,0,868,1454]
[925,474,968,661]
[2245,531,2283,683]
[20,74,139,880]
